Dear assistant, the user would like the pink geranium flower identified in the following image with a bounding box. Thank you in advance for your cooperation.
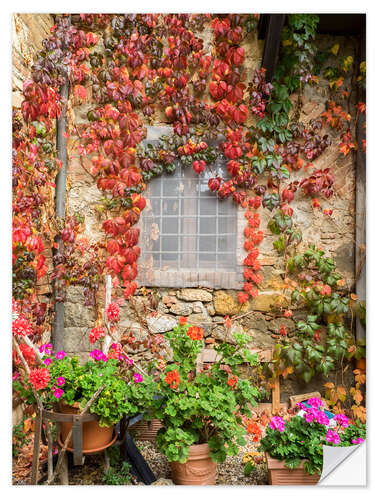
[307,397,324,409]
[334,414,349,428]
[56,377,65,386]
[326,429,340,445]
[133,373,143,383]
[55,351,66,360]
[352,438,364,444]
[269,416,285,432]
[44,358,52,366]
[54,388,64,399]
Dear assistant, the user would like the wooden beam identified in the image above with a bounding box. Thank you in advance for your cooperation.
[355,32,366,342]
[259,14,286,82]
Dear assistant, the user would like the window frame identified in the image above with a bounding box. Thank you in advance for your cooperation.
[136,127,246,290]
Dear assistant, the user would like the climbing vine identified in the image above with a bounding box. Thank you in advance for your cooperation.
[12,14,366,392]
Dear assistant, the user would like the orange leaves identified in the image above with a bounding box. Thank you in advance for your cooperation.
[354,369,366,386]
[324,382,347,405]
[73,84,87,100]
[351,404,366,423]
[350,387,363,405]
[321,101,351,130]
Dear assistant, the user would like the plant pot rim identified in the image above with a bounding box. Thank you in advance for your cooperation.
[57,428,118,454]
[265,452,311,470]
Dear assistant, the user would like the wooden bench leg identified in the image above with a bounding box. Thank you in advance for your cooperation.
[58,452,69,485]
[31,410,42,485]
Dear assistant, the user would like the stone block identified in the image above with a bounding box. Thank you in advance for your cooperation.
[213,290,250,315]
[169,302,193,316]
[64,302,95,328]
[177,288,213,302]
[146,314,177,334]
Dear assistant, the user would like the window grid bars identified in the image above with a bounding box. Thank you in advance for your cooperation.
[148,162,237,272]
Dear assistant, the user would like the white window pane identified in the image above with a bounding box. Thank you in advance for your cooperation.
[162,217,178,234]
[181,217,197,234]
[149,177,161,196]
[150,198,161,215]
[218,199,232,215]
[162,199,179,215]
[161,235,178,253]
[200,197,217,215]
[219,217,236,233]
[218,235,235,253]
[162,179,180,197]
[218,253,236,270]
[200,217,216,235]
[199,236,216,253]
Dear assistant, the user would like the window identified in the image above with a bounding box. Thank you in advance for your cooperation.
[137,135,245,289]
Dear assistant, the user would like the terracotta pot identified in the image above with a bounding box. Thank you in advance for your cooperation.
[266,453,320,485]
[58,402,115,454]
[355,358,366,371]
[170,443,217,485]
[129,418,163,442]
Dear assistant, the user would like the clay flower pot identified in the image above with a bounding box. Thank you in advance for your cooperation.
[170,443,217,485]
[265,453,320,485]
[58,402,115,454]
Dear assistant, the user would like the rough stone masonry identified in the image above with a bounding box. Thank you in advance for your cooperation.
[12,15,358,403]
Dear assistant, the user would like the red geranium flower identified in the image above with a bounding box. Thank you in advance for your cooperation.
[165,369,180,390]
[227,376,238,389]
[89,327,105,344]
[187,325,204,341]
[179,317,188,326]
[279,325,287,336]
[12,316,33,337]
[106,302,120,323]
[29,368,50,391]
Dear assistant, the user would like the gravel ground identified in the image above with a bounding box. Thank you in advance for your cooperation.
[135,436,269,486]
[13,435,269,485]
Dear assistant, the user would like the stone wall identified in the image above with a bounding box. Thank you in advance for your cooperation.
[12,14,55,425]
[14,17,357,401]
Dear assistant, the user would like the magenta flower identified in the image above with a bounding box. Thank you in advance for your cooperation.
[124,355,134,366]
[315,410,329,426]
[326,429,340,445]
[12,372,20,380]
[44,358,52,366]
[307,397,324,409]
[269,416,285,432]
[352,438,364,444]
[89,349,107,362]
[54,388,64,399]
[296,402,306,410]
[56,351,66,360]
[304,410,315,423]
[39,343,53,355]
[56,376,65,386]
[334,413,349,428]
[133,373,143,383]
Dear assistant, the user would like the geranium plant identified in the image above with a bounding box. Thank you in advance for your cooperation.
[260,397,366,475]
[150,319,260,463]
[13,343,158,427]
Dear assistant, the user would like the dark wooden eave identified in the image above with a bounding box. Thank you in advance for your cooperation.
[257,13,366,82]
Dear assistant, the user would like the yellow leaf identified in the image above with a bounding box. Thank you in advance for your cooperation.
[331,43,340,56]
[283,39,292,47]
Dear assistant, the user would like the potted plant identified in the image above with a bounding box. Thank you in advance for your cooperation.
[13,343,158,453]
[150,319,260,485]
[260,397,366,485]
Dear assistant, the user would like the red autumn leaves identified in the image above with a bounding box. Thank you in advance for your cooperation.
[239,203,264,304]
